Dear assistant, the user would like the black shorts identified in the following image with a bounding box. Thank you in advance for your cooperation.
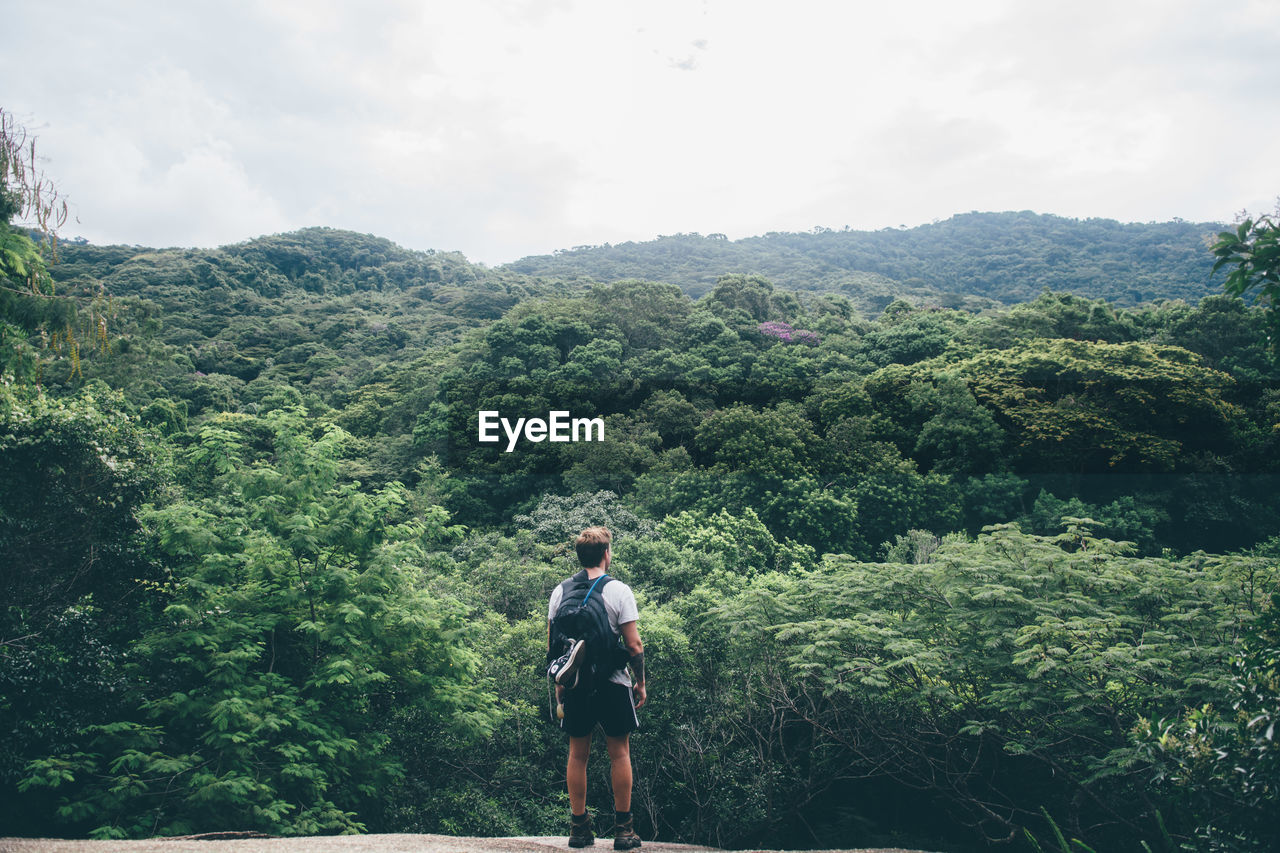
[561,681,639,738]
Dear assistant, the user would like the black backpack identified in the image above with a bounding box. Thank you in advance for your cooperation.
[548,570,628,684]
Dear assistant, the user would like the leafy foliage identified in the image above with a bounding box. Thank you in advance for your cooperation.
[1138,586,1280,851]
[20,408,495,838]
[0,380,162,629]
[4,152,1280,850]
[702,523,1273,847]
[1212,212,1280,355]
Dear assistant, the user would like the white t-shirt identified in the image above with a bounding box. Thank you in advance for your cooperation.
[548,572,639,688]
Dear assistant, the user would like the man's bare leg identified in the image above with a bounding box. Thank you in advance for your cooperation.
[567,734,591,815]
[606,734,632,812]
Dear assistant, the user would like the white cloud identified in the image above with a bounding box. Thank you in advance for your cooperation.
[2,0,1278,263]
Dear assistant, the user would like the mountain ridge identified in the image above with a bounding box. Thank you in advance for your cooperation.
[504,210,1226,310]
[53,211,1229,315]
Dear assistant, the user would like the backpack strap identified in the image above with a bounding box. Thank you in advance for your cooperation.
[582,573,610,605]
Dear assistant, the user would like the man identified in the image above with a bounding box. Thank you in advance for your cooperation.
[547,526,647,850]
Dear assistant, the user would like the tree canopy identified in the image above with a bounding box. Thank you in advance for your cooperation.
[2,122,1277,849]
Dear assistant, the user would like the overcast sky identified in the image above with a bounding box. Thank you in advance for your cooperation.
[3,0,1278,265]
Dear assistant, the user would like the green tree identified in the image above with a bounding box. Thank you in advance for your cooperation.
[0,381,162,837]
[908,372,1006,475]
[861,308,969,367]
[949,340,1243,474]
[588,279,692,351]
[0,380,161,634]
[512,490,655,547]
[694,402,816,475]
[660,507,783,577]
[559,413,660,494]
[636,389,702,449]
[981,291,1137,346]
[702,274,778,326]
[1138,588,1280,851]
[711,522,1272,848]
[23,408,496,838]
[1211,211,1280,354]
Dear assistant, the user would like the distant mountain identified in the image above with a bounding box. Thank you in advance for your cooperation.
[42,215,1233,411]
[45,227,569,409]
[505,211,1226,312]
[54,226,522,308]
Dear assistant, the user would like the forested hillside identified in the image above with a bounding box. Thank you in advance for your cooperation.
[42,228,566,404]
[3,207,1279,852]
[507,212,1223,311]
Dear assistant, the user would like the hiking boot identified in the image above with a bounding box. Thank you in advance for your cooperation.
[613,814,641,850]
[568,812,594,848]
[553,638,587,689]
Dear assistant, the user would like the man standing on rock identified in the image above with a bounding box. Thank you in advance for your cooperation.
[547,526,647,850]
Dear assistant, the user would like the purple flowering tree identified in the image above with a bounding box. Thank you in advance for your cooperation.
[759,321,819,345]
[758,320,794,342]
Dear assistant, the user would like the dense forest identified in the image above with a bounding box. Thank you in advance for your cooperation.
[3,122,1279,851]
[507,212,1225,309]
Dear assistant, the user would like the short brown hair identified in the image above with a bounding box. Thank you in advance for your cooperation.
[575,526,612,568]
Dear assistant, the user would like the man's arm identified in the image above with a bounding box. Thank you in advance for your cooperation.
[620,620,646,708]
